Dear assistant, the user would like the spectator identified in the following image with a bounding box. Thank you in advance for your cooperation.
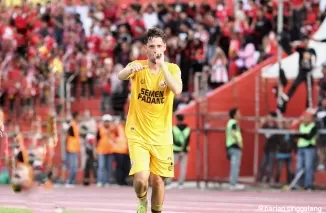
[96,114,115,187]
[208,47,228,89]
[191,33,206,73]
[275,120,296,184]
[293,111,318,190]
[80,109,97,135]
[226,108,244,190]
[258,112,280,184]
[100,58,113,114]
[82,128,97,186]
[277,37,317,113]
[173,93,192,112]
[316,98,326,171]
[262,31,278,59]
[111,64,129,117]
[235,36,257,74]
[113,117,130,186]
[81,49,96,98]
[1,0,323,116]
[318,63,326,104]
[141,3,159,30]
[80,109,97,170]
[65,111,81,188]
[115,42,131,67]
[172,114,191,189]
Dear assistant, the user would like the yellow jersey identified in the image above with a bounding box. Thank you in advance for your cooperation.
[125,60,182,145]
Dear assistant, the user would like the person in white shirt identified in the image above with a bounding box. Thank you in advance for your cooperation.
[142,4,159,30]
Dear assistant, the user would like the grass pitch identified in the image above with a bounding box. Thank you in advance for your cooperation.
[0,208,81,213]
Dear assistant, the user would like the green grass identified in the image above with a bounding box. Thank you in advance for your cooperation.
[0,208,81,213]
[0,208,33,213]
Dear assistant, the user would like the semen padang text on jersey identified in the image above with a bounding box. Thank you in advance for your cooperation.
[137,88,165,104]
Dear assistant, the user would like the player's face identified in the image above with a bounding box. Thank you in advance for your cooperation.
[104,121,111,128]
[303,113,313,124]
[75,115,81,122]
[235,111,241,120]
[146,37,166,64]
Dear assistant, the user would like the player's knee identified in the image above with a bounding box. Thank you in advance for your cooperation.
[134,175,148,188]
[151,175,164,189]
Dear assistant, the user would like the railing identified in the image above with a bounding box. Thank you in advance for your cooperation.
[194,72,208,188]
[49,72,56,114]
[65,72,79,119]
[307,72,313,109]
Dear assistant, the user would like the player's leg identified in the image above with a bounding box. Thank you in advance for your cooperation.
[134,171,150,208]
[149,145,174,213]
[150,174,165,213]
[128,141,151,213]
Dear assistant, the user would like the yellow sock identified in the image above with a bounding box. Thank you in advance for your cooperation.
[137,191,147,202]
[151,204,162,212]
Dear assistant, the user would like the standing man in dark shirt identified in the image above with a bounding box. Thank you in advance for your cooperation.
[206,19,221,63]
[258,112,280,184]
[275,120,296,184]
[253,9,273,49]
[278,37,317,113]
[178,30,192,92]
[172,114,190,189]
[130,0,142,13]
[82,127,97,186]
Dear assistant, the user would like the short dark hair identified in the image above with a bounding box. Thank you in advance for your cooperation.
[144,27,166,44]
[229,108,238,119]
[72,112,79,119]
[176,114,184,121]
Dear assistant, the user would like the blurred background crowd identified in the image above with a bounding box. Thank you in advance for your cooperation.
[0,0,325,117]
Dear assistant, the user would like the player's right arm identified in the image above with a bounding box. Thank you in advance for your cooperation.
[117,61,146,80]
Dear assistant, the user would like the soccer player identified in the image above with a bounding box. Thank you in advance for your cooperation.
[118,27,183,213]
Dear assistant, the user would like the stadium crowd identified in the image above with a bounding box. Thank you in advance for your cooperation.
[0,0,324,116]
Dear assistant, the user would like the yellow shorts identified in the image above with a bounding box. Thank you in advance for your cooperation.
[128,140,174,178]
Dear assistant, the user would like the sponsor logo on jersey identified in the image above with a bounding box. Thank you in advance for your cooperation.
[137,88,165,104]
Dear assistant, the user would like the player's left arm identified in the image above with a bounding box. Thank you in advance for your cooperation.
[161,63,183,95]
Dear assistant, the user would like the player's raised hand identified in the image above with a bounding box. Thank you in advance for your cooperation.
[154,53,165,67]
[130,62,147,72]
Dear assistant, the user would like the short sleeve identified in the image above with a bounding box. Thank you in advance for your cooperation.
[169,63,182,83]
